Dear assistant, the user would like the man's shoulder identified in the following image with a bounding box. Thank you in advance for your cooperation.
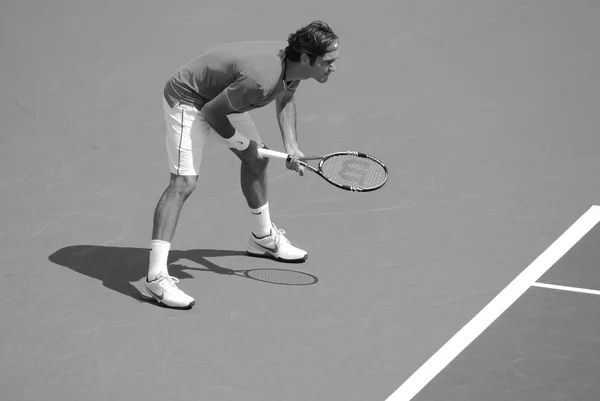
[211,40,287,54]
[209,41,287,86]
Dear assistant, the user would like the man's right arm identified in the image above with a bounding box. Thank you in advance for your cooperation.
[201,94,236,140]
[201,78,262,141]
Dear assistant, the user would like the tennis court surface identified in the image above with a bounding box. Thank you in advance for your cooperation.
[2,1,600,400]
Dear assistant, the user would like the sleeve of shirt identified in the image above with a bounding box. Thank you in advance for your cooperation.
[223,77,264,112]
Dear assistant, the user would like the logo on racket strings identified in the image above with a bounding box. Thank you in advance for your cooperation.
[337,159,370,186]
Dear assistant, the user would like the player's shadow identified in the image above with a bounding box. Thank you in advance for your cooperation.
[48,245,315,304]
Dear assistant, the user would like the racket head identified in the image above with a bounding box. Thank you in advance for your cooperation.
[317,151,388,192]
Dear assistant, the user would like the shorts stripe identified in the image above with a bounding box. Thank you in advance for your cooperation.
[176,109,184,175]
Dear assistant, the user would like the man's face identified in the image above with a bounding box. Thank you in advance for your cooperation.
[310,41,339,83]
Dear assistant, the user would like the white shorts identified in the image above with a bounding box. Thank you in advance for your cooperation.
[162,97,262,176]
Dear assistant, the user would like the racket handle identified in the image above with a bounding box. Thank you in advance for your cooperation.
[257,148,290,160]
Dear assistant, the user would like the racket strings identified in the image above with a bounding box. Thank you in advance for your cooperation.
[320,155,387,189]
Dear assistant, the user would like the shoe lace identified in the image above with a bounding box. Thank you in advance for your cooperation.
[157,273,182,293]
[271,224,291,245]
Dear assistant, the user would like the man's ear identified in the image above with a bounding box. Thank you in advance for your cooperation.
[300,53,309,65]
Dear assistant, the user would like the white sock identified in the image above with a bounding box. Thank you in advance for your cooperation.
[148,240,171,281]
[251,202,272,237]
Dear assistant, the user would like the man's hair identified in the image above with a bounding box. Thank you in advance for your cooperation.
[285,21,338,65]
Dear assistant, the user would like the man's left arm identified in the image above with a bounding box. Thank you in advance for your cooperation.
[276,90,305,175]
[276,90,301,154]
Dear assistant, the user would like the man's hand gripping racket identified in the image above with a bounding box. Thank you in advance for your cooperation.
[258,148,388,192]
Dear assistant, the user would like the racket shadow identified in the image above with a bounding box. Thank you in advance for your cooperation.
[178,249,318,286]
[48,245,318,303]
[181,264,318,286]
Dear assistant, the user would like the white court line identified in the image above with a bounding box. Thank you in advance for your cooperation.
[532,282,600,296]
[386,205,600,401]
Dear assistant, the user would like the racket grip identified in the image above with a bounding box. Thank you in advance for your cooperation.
[257,148,290,160]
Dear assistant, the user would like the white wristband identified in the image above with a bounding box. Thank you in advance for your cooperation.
[227,131,250,151]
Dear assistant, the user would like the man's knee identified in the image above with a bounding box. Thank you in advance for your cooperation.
[169,174,197,197]
[248,155,269,169]
[242,155,269,174]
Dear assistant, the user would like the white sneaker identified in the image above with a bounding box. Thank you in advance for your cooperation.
[140,272,195,309]
[247,224,308,262]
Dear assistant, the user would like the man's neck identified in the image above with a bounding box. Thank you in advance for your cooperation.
[284,59,304,81]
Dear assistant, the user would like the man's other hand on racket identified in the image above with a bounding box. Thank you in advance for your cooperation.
[285,149,305,176]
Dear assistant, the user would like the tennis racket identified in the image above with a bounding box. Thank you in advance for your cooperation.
[258,148,388,192]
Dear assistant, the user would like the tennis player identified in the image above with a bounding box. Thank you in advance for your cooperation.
[140,21,339,308]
